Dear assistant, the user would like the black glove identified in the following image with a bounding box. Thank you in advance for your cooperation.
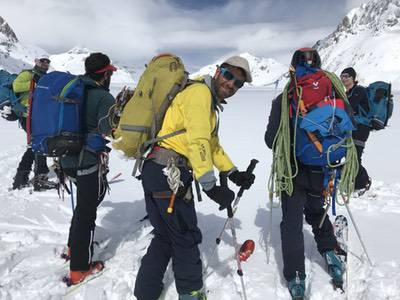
[228,170,255,190]
[204,185,235,211]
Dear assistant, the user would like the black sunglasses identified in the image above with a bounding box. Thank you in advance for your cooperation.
[39,58,51,64]
[220,67,245,88]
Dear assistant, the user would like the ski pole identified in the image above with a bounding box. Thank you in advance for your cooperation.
[220,160,258,300]
[69,180,75,214]
[219,173,248,300]
[343,199,373,266]
[109,172,122,182]
[266,190,273,264]
[194,179,203,202]
[204,159,258,276]
[215,159,259,244]
[319,198,331,229]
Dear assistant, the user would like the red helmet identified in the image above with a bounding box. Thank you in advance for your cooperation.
[290,47,321,69]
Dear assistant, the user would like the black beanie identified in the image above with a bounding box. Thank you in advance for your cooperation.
[341,67,356,79]
[85,52,111,74]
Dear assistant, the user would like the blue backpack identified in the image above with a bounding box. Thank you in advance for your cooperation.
[31,71,107,157]
[292,70,355,167]
[0,70,26,118]
[31,71,87,156]
[354,81,393,130]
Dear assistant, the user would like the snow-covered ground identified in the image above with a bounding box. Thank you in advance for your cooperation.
[0,88,399,300]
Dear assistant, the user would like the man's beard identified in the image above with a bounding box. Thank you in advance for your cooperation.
[102,77,111,90]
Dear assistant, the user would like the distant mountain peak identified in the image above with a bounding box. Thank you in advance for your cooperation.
[0,16,18,46]
[316,0,400,50]
[67,46,90,55]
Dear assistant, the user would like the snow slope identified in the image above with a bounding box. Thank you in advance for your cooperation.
[0,87,399,300]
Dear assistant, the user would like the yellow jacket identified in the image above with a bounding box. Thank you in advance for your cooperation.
[158,82,235,189]
[12,70,33,109]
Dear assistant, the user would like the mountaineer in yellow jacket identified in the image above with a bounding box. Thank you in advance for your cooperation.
[11,58,54,191]
[134,56,255,300]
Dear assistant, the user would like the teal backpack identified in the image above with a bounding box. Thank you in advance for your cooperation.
[354,81,393,130]
[0,69,26,119]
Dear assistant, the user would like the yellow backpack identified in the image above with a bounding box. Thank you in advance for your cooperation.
[112,54,188,161]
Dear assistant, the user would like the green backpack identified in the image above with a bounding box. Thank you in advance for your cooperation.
[112,54,188,161]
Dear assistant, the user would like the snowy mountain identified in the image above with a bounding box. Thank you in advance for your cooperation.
[315,0,400,87]
[50,46,134,88]
[0,16,49,73]
[192,53,288,88]
[0,16,134,88]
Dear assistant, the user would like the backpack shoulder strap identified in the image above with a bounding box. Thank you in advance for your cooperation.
[323,70,348,104]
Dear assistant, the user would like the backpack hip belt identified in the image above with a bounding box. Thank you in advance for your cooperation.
[147,146,189,169]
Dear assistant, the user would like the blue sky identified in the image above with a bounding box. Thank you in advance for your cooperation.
[1,0,369,71]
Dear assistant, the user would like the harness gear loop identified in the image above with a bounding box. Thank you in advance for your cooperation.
[163,157,183,213]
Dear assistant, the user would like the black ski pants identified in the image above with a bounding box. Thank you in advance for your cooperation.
[134,160,202,300]
[16,147,48,175]
[66,167,106,271]
[280,166,337,282]
[16,117,48,175]
[353,124,371,190]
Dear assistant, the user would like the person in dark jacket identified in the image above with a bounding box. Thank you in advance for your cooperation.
[340,67,371,192]
[265,48,344,299]
[11,57,54,191]
[60,52,116,285]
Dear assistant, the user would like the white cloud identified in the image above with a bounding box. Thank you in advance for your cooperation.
[0,0,371,68]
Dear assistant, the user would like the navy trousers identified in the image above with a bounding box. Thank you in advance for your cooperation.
[280,166,337,281]
[134,160,203,300]
[66,168,106,271]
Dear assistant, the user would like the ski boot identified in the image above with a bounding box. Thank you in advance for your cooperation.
[355,177,372,196]
[323,250,344,289]
[288,273,305,300]
[33,174,58,191]
[60,247,71,261]
[179,290,207,300]
[63,261,105,286]
[12,170,30,190]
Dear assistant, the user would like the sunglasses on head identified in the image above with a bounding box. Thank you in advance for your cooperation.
[220,67,245,88]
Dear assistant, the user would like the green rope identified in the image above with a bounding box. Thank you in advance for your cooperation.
[268,80,298,198]
[324,71,359,201]
[268,70,359,202]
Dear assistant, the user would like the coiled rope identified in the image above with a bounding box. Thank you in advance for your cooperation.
[268,70,359,204]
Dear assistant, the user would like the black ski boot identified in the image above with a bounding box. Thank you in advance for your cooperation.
[12,170,30,190]
[33,174,58,191]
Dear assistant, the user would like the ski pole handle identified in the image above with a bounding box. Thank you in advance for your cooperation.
[237,159,259,198]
